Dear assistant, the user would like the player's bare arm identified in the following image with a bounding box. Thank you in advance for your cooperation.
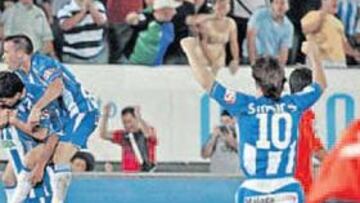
[229,19,240,68]
[29,78,64,126]
[304,41,327,90]
[181,37,215,92]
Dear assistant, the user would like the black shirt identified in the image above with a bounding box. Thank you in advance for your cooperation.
[166,1,195,56]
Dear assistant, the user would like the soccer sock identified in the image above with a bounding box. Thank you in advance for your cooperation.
[4,185,16,203]
[51,164,72,203]
[10,168,32,203]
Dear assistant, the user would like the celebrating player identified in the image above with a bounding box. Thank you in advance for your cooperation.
[0,72,62,203]
[181,37,327,202]
[3,35,99,203]
[289,68,327,195]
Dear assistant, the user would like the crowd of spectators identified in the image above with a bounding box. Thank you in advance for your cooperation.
[0,0,359,66]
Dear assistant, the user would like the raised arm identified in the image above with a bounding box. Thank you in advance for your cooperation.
[134,106,153,138]
[59,7,87,31]
[99,104,114,141]
[305,41,327,90]
[181,37,215,92]
[229,19,240,73]
[201,128,219,158]
[87,0,107,26]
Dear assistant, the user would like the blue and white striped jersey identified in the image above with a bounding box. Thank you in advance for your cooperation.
[15,52,98,118]
[210,81,323,179]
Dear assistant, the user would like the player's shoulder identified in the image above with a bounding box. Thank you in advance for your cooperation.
[32,53,60,70]
[32,52,54,64]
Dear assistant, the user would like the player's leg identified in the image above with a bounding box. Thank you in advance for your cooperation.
[11,144,46,203]
[50,142,76,203]
[51,111,98,203]
[2,163,17,202]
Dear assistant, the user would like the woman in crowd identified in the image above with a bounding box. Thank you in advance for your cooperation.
[186,0,239,75]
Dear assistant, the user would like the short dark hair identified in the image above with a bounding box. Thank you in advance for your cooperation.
[0,71,24,98]
[221,110,233,118]
[71,151,95,172]
[4,35,34,55]
[289,68,313,94]
[121,106,136,117]
[252,57,286,101]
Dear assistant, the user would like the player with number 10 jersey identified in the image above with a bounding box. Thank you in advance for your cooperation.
[211,80,322,178]
[181,37,327,203]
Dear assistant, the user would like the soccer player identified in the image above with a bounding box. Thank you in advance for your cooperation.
[289,68,327,195]
[181,37,327,203]
[3,35,99,203]
[0,72,62,203]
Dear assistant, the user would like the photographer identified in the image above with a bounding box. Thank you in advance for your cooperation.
[202,110,241,174]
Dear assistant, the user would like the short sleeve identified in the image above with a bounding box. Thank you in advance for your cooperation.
[291,83,323,111]
[282,22,294,48]
[248,9,261,30]
[210,81,254,115]
[35,56,63,85]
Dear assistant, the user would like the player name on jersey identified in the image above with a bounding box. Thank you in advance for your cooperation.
[248,102,298,115]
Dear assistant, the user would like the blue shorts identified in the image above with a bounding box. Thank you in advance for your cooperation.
[60,110,99,148]
[236,177,304,203]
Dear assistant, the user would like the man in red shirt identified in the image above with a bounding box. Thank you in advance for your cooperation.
[289,68,327,195]
[99,104,158,172]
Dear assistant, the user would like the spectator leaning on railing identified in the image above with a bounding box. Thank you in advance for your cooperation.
[0,0,56,57]
[126,0,176,66]
[99,104,158,173]
[247,0,294,66]
[57,0,108,64]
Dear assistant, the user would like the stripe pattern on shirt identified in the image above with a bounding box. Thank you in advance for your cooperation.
[57,0,107,59]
